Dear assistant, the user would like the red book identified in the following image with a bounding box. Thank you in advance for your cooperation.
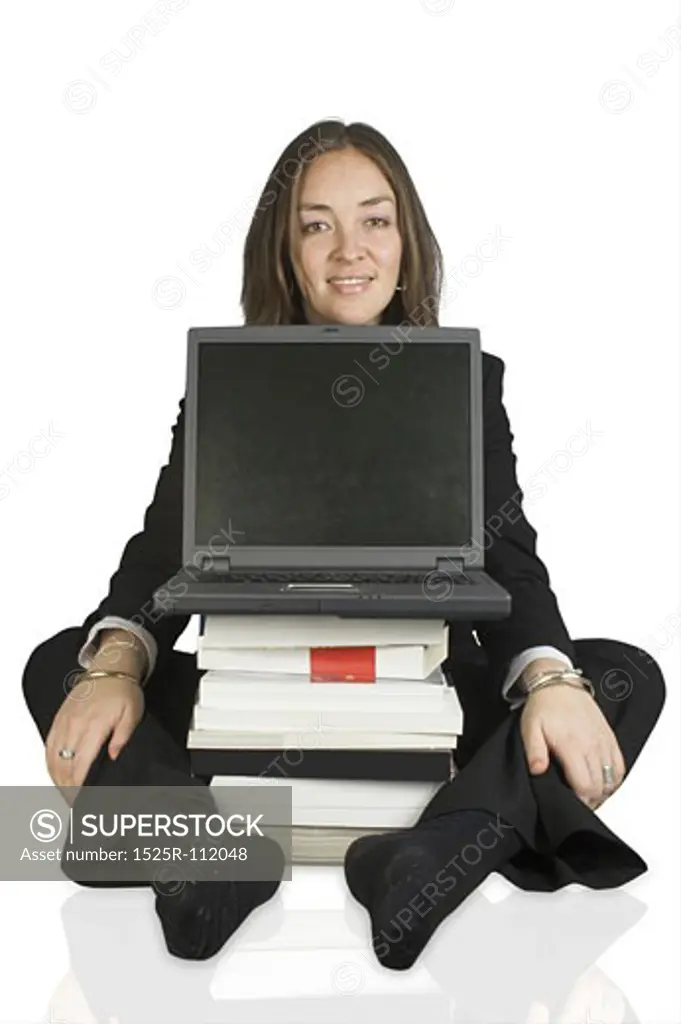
[310,646,376,682]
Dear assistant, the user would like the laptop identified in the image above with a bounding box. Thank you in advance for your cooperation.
[152,324,511,619]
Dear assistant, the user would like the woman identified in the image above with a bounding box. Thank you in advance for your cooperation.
[22,119,666,970]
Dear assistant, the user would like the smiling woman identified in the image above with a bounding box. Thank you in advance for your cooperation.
[21,115,667,972]
[241,118,444,326]
[290,150,403,324]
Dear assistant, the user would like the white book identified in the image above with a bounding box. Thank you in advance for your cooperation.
[197,637,447,679]
[187,728,458,750]
[288,825,396,865]
[196,691,453,714]
[210,775,442,809]
[197,666,449,706]
[192,700,462,734]
[292,806,424,828]
[202,614,447,648]
[252,805,426,828]
[203,792,428,826]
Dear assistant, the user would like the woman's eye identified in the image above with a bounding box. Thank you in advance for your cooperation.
[302,217,391,234]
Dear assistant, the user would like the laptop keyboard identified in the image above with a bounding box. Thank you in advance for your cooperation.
[203,570,469,585]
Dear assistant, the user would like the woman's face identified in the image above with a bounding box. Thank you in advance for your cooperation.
[288,147,403,325]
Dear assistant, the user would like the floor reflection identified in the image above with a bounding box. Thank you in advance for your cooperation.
[49,876,646,1023]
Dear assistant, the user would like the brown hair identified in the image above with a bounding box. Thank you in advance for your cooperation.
[240,119,444,328]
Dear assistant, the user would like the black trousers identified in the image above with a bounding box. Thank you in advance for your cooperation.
[22,627,666,892]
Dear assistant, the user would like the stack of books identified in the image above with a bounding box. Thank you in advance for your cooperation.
[187,615,463,863]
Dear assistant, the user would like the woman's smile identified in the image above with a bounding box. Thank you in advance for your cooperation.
[327,274,375,295]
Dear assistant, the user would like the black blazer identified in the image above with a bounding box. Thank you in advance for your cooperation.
[80,352,575,684]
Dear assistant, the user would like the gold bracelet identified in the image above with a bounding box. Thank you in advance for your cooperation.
[78,669,144,688]
[526,675,595,699]
[523,667,584,688]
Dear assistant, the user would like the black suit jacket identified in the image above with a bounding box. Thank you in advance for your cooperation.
[80,352,575,684]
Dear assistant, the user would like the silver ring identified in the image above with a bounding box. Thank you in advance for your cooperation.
[58,748,76,760]
[602,764,615,787]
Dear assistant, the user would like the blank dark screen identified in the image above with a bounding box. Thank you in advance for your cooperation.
[194,341,471,547]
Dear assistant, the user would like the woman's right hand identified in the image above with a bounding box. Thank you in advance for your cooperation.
[45,674,145,797]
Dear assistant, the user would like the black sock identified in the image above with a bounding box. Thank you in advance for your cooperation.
[154,876,281,960]
[344,809,523,970]
[154,837,285,961]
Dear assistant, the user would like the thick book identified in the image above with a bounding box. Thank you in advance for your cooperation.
[197,666,449,705]
[190,747,456,781]
[210,775,443,808]
[200,799,428,829]
[191,698,462,734]
[202,614,447,648]
[289,826,406,865]
[287,805,425,828]
[188,725,460,747]
[194,690,455,714]
[196,637,448,680]
[210,776,440,828]
[196,691,454,713]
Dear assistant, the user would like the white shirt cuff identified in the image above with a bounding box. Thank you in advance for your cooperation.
[502,645,574,711]
[78,616,158,685]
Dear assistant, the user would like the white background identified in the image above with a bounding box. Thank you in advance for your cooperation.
[1,0,679,1020]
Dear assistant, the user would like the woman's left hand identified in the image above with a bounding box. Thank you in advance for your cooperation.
[519,684,627,809]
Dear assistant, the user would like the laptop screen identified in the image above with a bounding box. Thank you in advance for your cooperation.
[193,341,472,548]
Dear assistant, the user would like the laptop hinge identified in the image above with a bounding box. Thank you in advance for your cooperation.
[435,556,465,574]
[203,555,230,572]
